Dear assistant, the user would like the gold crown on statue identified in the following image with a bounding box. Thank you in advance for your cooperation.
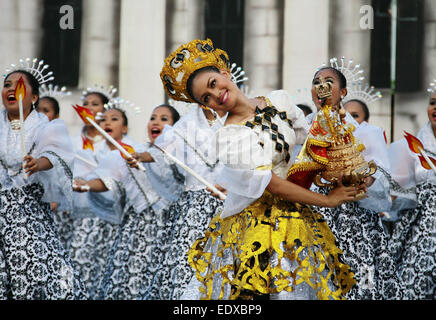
[161,38,231,103]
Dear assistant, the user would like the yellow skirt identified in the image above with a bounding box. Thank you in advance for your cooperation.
[188,191,356,300]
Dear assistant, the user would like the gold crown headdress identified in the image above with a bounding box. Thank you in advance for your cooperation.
[4,57,55,85]
[39,83,72,100]
[427,79,436,94]
[81,84,118,103]
[344,81,382,105]
[161,38,231,103]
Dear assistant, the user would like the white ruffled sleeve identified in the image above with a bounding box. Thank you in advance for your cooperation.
[353,122,392,212]
[215,126,272,218]
[85,151,126,224]
[33,119,75,212]
[385,138,418,221]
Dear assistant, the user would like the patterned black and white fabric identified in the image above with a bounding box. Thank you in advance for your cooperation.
[0,184,88,299]
[388,182,436,300]
[143,189,223,300]
[314,186,403,300]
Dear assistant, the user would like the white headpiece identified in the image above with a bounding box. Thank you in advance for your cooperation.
[230,62,248,86]
[81,84,118,102]
[39,83,72,100]
[104,96,141,114]
[319,56,365,86]
[344,81,382,105]
[4,57,54,85]
[427,79,436,94]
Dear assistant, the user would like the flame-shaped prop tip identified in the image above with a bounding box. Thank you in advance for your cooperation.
[404,131,424,154]
[72,104,95,125]
[14,76,26,101]
[117,140,135,160]
[418,154,436,170]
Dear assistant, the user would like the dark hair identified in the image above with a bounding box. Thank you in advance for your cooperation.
[313,67,347,89]
[344,99,370,121]
[296,104,313,117]
[154,104,181,124]
[186,66,220,103]
[105,107,128,127]
[39,96,60,116]
[4,70,40,109]
[85,91,110,105]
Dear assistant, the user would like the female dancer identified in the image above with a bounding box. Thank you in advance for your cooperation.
[70,99,142,299]
[0,60,87,299]
[130,101,226,300]
[299,62,402,300]
[158,38,360,300]
[75,104,184,299]
[387,80,436,300]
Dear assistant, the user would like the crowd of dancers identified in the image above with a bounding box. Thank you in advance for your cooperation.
[0,38,434,300]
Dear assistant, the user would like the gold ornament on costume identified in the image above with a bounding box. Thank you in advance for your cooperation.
[288,76,377,200]
[160,38,231,103]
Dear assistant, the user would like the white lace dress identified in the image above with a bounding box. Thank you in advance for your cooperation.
[0,109,87,299]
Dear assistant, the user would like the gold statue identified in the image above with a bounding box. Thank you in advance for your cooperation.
[288,76,376,200]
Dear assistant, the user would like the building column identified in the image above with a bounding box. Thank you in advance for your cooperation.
[78,0,120,88]
[118,0,167,142]
[166,0,204,54]
[244,0,284,96]
[282,0,330,95]
[0,0,43,71]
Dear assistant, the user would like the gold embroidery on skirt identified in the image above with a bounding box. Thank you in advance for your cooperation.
[188,191,356,300]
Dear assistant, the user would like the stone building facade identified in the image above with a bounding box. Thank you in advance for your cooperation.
[0,0,434,143]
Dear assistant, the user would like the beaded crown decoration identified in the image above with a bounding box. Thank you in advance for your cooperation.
[319,56,365,86]
[427,79,436,94]
[104,96,141,115]
[161,38,231,103]
[39,83,72,100]
[4,58,54,85]
[81,84,118,103]
[344,81,382,106]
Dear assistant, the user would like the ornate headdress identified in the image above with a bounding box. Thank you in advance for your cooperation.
[4,57,54,85]
[39,83,72,100]
[81,84,118,103]
[344,81,382,105]
[319,56,365,86]
[161,38,231,103]
[104,96,141,115]
[427,79,436,94]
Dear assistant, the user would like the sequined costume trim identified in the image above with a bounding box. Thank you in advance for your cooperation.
[188,191,356,300]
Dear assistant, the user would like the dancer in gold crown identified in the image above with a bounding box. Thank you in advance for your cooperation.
[160,38,359,300]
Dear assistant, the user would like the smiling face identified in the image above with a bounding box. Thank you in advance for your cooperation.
[2,72,39,119]
[190,68,240,113]
[311,68,347,110]
[428,92,436,131]
[37,97,59,121]
[99,109,128,141]
[83,93,106,117]
[147,106,175,143]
